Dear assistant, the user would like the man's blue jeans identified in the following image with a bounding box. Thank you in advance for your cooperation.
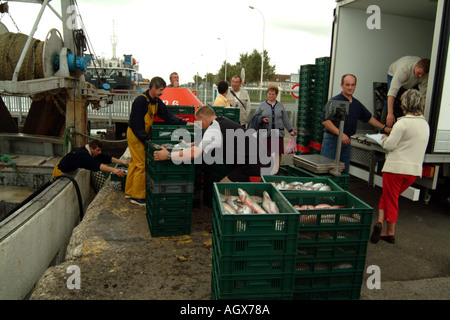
[320,131,351,174]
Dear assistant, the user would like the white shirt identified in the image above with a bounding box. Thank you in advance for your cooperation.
[198,120,222,154]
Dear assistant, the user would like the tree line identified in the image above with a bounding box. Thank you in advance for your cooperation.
[193,49,276,85]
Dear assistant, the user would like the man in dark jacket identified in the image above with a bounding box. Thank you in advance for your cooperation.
[52,139,127,178]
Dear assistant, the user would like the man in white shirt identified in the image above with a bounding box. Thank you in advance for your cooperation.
[153,106,275,181]
[226,75,252,127]
[383,56,430,127]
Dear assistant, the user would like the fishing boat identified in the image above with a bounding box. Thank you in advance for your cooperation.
[0,0,112,299]
[84,54,145,91]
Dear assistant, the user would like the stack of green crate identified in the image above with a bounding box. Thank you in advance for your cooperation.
[281,190,372,300]
[297,64,315,154]
[310,57,331,154]
[211,182,300,300]
[145,127,196,237]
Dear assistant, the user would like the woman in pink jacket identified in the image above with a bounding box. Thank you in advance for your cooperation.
[370,89,430,244]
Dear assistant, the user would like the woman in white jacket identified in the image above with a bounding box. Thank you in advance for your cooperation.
[370,89,430,244]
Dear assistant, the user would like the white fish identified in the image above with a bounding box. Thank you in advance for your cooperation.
[238,188,266,213]
[222,201,237,214]
[319,185,332,191]
[225,197,239,211]
[237,204,252,214]
[262,191,280,213]
[311,183,324,190]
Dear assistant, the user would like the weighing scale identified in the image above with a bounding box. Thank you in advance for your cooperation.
[293,100,349,176]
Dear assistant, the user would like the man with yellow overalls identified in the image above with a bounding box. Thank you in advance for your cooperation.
[125,76,189,206]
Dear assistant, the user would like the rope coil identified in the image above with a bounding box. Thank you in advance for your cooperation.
[0,32,44,81]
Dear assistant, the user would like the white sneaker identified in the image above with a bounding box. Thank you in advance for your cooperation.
[124,194,131,199]
[130,198,146,206]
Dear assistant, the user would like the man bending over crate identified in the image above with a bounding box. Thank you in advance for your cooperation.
[153,106,277,182]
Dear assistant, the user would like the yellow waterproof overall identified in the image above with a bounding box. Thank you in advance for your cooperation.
[125,94,158,199]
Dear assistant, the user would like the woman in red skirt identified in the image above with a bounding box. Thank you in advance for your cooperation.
[370,89,430,244]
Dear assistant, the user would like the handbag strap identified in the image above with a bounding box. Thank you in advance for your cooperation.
[230,90,245,108]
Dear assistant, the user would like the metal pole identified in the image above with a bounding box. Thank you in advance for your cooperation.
[330,120,344,176]
[12,0,50,82]
[249,6,265,101]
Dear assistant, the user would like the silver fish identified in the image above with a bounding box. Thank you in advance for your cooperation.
[311,183,324,190]
[222,201,236,214]
[319,185,332,191]
[225,197,239,211]
[237,204,252,214]
[262,191,279,213]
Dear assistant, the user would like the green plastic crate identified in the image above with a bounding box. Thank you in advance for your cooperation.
[212,235,297,275]
[150,124,196,143]
[294,271,363,291]
[261,175,344,192]
[213,182,299,236]
[146,187,194,207]
[283,191,372,225]
[211,269,293,300]
[295,255,366,274]
[145,140,195,172]
[222,107,240,117]
[297,241,368,259]
[211,257,295,298]
[146,165,195,183]
[210,106,224,116]
[146,197,193,217]
[166,105,195,114]
[298,225,371,244]
[212,216,298,256]
[146,211,192,226]
[146,215,191,237]
[146,175,194,194]
[110,164,127,190]
[292,285,361,300]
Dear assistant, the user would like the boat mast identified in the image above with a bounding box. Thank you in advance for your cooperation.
[111,20,117,60]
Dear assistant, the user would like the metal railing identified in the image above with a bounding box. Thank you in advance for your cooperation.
[2,87,299,127]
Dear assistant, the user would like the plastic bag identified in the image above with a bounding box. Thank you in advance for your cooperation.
[285,135,297,154]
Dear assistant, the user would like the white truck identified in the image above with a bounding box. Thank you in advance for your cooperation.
[329,0,450,202]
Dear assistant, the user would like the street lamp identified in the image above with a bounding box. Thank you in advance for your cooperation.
[249,5,265,101]
[217,37,228,82]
